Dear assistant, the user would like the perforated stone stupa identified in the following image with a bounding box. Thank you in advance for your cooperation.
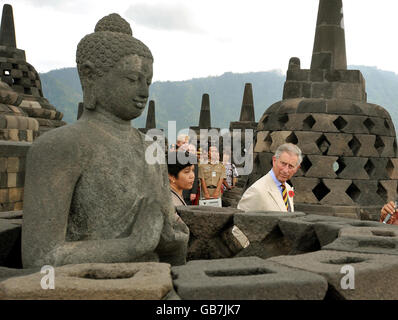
[248,0,398,220]
[0,4,65,134]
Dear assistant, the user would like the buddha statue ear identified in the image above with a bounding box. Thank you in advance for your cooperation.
[80,61,97,110]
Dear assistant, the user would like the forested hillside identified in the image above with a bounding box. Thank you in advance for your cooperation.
[39,66,398,134]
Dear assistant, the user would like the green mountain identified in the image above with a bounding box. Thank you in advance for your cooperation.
[39,66,398,135]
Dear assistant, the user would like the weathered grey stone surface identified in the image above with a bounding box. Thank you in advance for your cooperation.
[177,206,243,260]
[0,262,173,300]
[323,234,398,256]
[172,257,327,300]
[269,250,398,300]
[234,211,306,258]
[234,211,306,242]
[21,13,188,268]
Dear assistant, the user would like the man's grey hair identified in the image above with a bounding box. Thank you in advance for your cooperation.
[274,143,302,166]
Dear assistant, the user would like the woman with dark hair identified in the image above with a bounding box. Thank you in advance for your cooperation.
[167,151,197,208]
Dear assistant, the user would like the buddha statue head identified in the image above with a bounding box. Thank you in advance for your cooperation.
[76,13,153,121]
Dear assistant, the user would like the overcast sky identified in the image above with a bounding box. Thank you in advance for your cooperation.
[1,0,398,82]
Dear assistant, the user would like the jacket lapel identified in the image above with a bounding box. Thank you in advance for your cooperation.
[265,173,287,212]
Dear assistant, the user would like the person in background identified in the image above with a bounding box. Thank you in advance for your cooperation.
[176,134,189,150]
[167,150,196,215]
[179,143,199,205]
[238,143,302,212]
[198,145,226,200]
[222,152,239,191]
[380,201,398,225]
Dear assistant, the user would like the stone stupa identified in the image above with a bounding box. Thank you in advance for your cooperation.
[247,0,398,220]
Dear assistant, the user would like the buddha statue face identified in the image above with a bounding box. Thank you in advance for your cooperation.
[85,53,153,121]
[76,13,154,121]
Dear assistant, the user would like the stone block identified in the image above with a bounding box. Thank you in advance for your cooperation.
[283,82,301,99]
[354,135,379,157]
[387,158,398,179]
[8,188,23,202]
[368,117,391,136]
[286,70,309,82]
[269,250,398,300]
[378,136,396,157]
[7,173,16,188]
[378,180,397,203]
[234,211,305,243]
[337,115,370,134]
[294,131,323,155]
[323,133,353,156]
[348,180,385,206]
[333,83,365,101]
[177,206,242,260]
[297,99,327,113]
[326,99,364,116]
[264,101,282,115]
[283,113,306,131]
[6,157,19,173]
[361,158,389,180]
[310,114,340,133]
[338,226,398,239]
[304,155,338,178]
[172,257,327,300]
[335,157,369,179]
[0,262,173,299]
[253,131,271,153]
[0,158,6,172]
[278,218,320,254]
[278,98,303,114]
[311,83,333,99]
[0,189,8,203]
[309,69,325,82]
[269,131,294,152]
[320,179,355,206]
[323,236,398,256]
[177,206,241,240]
[289,177,320,203]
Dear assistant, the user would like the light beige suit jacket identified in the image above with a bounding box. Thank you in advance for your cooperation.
[237,172,294,212]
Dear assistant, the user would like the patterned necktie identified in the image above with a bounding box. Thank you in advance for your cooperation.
[281,183,289,211]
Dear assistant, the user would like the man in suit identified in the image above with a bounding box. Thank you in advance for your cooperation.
[238,143,302,212]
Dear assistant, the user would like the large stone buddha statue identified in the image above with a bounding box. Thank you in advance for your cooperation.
[21,13,189,268]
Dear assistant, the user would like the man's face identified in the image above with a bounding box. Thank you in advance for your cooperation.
[272,152,300,183]
[95,54,153,120]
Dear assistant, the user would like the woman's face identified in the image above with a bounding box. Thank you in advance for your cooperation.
[174,165,195,190]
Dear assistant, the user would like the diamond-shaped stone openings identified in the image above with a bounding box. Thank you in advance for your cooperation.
[264,132,273,150]
[348,136,361,156]
[312,180,330,201]
[346,183,360,202]
[394,140,398,156]
[376,182,388,202]
[300,156,312,174]
[363,118,375,133]
[303,115,316,130]
[384,119,390,130]
[278,114,289,127]
[333,116,348,131]
[333,158,346,175]
[374,136,385,155]
[364,159,375,177]
[387,159,395,179]
[316,134,331,155]
[286,132,298,144]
